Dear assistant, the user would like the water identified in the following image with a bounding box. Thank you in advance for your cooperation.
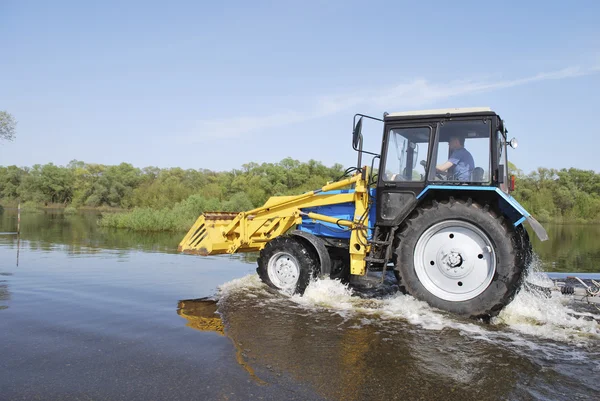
[1,210,599,400]
[531,223,600,273]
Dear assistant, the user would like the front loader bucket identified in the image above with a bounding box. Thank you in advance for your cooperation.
[178,212,239,255]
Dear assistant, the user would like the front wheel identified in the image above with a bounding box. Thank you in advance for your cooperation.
[257,236,319,294]
[395,198,524,318]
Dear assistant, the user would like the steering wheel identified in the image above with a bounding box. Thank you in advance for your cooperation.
[420,159,446,180]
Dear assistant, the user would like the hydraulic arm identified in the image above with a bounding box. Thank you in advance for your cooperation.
[178,169,372,275]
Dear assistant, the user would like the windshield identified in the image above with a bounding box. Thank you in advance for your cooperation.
[383,127,431,182]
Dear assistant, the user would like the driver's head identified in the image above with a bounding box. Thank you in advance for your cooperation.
[449,135,465,150]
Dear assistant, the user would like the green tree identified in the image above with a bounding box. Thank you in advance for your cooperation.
[0,111,17,141]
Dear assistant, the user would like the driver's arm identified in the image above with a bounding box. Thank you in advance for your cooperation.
[436,161,453,173]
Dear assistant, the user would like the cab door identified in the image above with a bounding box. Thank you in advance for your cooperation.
[376,123,435,226]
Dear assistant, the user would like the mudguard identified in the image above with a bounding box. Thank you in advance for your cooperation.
[416,185,548,241]
[290,230,332,277]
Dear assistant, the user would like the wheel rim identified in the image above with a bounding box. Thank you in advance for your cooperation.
[413,220,496,302]
[267,252,301,290]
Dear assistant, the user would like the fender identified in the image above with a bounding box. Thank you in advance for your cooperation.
[417,185,548,241]
[290,230,332,277]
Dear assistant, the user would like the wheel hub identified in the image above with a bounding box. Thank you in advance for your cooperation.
[414,220,497,302]
[275,259,296,281]
[267,252,300,290]
[444,251,463,268]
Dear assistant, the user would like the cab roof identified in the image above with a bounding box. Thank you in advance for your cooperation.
[385,107,494,119]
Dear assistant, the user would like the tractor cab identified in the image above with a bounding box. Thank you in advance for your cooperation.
[352,107,519,227]
[379,107,503,185]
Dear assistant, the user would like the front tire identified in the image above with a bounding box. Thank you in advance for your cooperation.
[395,198,524,318]
[257,236,319,294]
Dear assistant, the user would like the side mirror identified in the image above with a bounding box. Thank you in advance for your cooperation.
[508,138,518,149]
[352,117,363,149]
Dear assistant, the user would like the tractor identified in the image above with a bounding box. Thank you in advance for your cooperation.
[179,107,548,318]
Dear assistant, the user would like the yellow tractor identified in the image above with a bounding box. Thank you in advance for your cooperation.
[179,108,547,318]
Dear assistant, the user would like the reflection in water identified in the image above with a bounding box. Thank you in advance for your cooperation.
[177,298,224,335]
[0,210,180,254]
[177,298,265,384]
[0,272,11,310]
[176,278,600,401]
[530,224,600,272]
[16,233,20,266]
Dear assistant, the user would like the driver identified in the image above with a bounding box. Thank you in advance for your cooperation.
[436,135,474,181]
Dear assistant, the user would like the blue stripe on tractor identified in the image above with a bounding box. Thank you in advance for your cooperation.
[298,189,376,240]
[299,185,537,240]
[417,185,530,227]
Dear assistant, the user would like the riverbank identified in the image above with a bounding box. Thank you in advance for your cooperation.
[96,203,600,233]
[5,196,600,232]
[0,201,125,213]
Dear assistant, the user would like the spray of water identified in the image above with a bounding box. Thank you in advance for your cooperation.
[493,255,599,342]
[217,262,599,346]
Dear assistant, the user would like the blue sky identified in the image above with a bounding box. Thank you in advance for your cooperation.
[1,0,599,174]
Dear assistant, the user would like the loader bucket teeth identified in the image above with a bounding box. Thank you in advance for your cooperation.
[178,212,240,255]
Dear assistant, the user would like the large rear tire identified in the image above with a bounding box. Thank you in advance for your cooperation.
[257,236,319,294]
[395,198,524,318]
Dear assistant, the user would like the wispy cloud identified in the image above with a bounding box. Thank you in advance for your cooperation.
[188,64,600,141]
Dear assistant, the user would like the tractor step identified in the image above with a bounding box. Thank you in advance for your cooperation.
[368,239,392,245]
[364,257,387,264]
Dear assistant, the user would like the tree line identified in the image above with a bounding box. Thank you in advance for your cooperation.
[1,160,600,224]
[512,167,600,223]
[0,159,347,211]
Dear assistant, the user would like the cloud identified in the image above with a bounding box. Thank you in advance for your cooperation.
[187,64,600,141]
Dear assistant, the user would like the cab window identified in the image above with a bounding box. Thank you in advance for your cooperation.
[383,127,431,182]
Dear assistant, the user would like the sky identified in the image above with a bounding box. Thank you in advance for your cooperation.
[1,0,599,174]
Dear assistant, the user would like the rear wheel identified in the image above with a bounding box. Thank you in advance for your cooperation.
[257,236,319,294]
[515,225,533,269]
[395,198,524,318]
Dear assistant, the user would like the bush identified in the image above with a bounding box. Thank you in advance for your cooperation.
[536,208,552,223]
[64,205,77,215]
[222,192,254,212]
[20,201,42,213]
[98,194,235,232]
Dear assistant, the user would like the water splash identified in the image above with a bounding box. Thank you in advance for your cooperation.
[290,278,355,311]
[493,256,599,343]
[493,289,599,342]
[217,270,600,345]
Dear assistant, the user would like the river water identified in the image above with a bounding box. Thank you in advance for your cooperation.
[1,211,599,400]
